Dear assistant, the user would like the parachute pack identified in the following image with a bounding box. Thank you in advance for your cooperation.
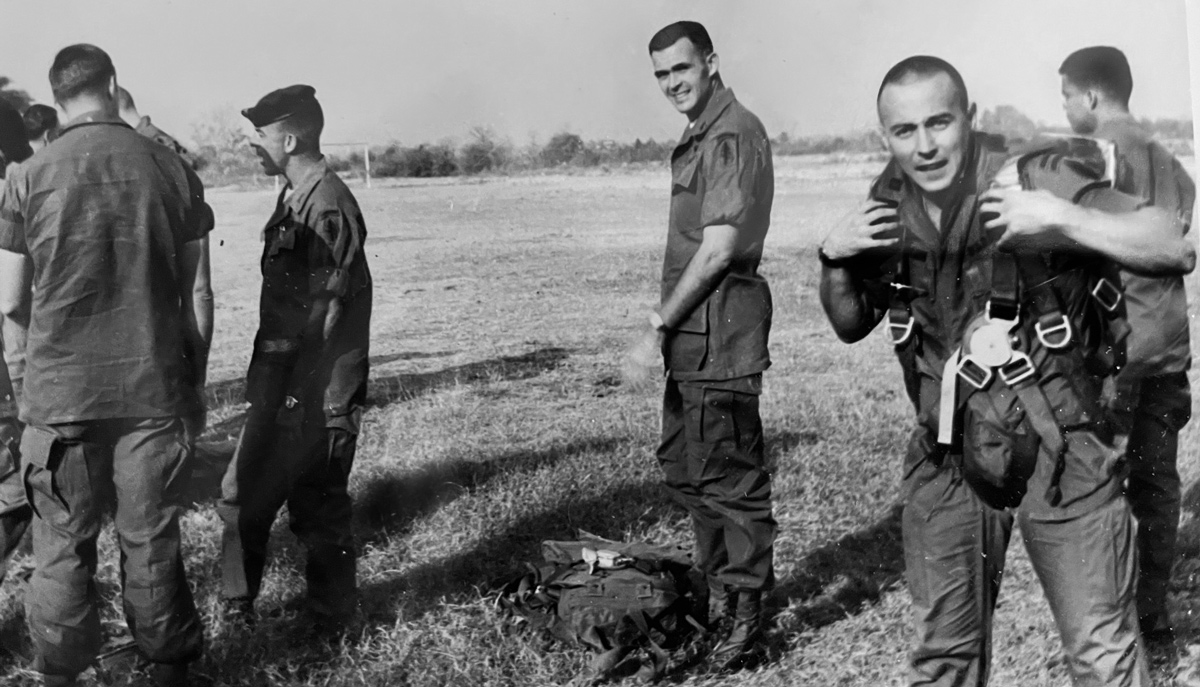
[882,135,1131,509]
[492,534,707,681]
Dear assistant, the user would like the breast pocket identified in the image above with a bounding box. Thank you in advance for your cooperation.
[672,156,700,195]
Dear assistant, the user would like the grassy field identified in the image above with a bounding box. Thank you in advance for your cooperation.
[0,155,1198,686]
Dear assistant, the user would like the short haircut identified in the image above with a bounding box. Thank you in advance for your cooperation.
[1060,46,1133,106]
[23,104,58,141]
[49,44,115,103]
[116,86,136,113]
[877,55,970,114]
[648,21,713,56]
[281,101,324,148]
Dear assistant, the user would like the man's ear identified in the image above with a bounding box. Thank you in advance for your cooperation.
[283,132,299,155]
[106,75,118,101]
[1086,89,1099,111]
[706,51,720,79]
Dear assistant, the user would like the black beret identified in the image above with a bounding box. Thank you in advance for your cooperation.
[0,101,33,165]
[241,84,320,128]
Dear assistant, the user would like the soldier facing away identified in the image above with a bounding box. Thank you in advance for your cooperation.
[1058,45,1196,648]
[0,44,213,687]
[218,84,372,631]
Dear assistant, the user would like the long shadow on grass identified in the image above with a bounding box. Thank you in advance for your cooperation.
[205,452,673,684]
[767,504,904,647]
[181,347,572,506]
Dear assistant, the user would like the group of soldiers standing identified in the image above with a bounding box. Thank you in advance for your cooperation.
[623,20,1195,687]
[0,45,371,686]
[0,18,1192,687]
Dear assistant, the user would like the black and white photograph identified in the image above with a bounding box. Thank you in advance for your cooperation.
[0,1,1198,685]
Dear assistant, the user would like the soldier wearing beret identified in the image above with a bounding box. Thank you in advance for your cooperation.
[218,84,372,630]
[624,21,776,672]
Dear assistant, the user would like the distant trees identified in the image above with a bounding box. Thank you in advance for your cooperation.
[189,109,258,183]
[978,105,1040,143]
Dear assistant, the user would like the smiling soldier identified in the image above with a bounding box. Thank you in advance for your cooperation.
[623,20,775,671]
[819,55,1193,686]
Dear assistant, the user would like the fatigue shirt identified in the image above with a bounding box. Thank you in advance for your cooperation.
[663,87,773,385]
[0,111,212,424]
[1095,116,1194,378]
[856,133,1141,518]
[135,116,200,170]
[257,159,371,431]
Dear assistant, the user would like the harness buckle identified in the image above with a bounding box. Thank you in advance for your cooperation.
[957,355,993,390]
[999,352,1036,386]
[1090,277,1123,313]
[985,299,1019,326]
[1035,315,1072,349]
[888,313,915,346]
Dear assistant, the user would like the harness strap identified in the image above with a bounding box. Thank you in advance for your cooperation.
[1003,362,1070,506]
[888,227,923,347]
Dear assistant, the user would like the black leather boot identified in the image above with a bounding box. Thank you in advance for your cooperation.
[708,589,762,672]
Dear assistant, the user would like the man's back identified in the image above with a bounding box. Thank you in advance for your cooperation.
[0,113,210,424]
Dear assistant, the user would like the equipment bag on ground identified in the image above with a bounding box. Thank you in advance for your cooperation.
[493,534,708,681]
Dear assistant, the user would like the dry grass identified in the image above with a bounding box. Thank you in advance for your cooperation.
[0,155,1196,685]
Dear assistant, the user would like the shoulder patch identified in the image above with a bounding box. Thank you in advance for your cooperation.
[716,134,738,167]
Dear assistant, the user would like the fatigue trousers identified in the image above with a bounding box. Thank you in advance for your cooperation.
[0,415,30,583]
[904,431,1147,687]
[1113,372,1190,633]
[21,418,202,679]
[656,378,776,592]
[218,378,358,620]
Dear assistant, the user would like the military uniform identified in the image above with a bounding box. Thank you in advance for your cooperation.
[1095,116,1195,636]
[657,86,775,595]
[0,100,31,583]
[219,87,371,623]
[0,111,209,680]
[829,133,1149,686]
[134,116,200,170]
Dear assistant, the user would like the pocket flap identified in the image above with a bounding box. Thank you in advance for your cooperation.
[20,426,59,469]
[672,157,700,194]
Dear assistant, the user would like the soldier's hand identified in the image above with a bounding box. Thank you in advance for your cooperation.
[980,187,1076,250]
[819,199,900,262]
[621,328,663,393]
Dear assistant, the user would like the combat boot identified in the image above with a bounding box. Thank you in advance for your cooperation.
[708,589,762,672]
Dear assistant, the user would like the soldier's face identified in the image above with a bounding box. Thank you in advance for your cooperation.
[651,38,718,120]
[250,122,287,175]
[1061,76,1097,135]
[877,72,973,198]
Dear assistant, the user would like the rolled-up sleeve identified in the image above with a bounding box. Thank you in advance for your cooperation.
[309,209,364,298]
[181,166,214,243]
[699,132,762,229]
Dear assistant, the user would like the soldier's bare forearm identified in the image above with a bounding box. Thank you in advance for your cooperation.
[819,264,882,343]
[658,224,738,328]
[1061,205,1196,275]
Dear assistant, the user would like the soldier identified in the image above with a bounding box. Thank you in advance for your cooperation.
[1057,46,1196,646]
[22,104,58,154]
[623,21,775,671]
[117,86,200,169]
[0,100,32,587]
[218,85,372,631]
[819,56,1192,686]
[0,102,33,176]
[0,44,212,686]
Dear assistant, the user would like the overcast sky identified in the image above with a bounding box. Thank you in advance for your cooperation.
[0,0,1193,147]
